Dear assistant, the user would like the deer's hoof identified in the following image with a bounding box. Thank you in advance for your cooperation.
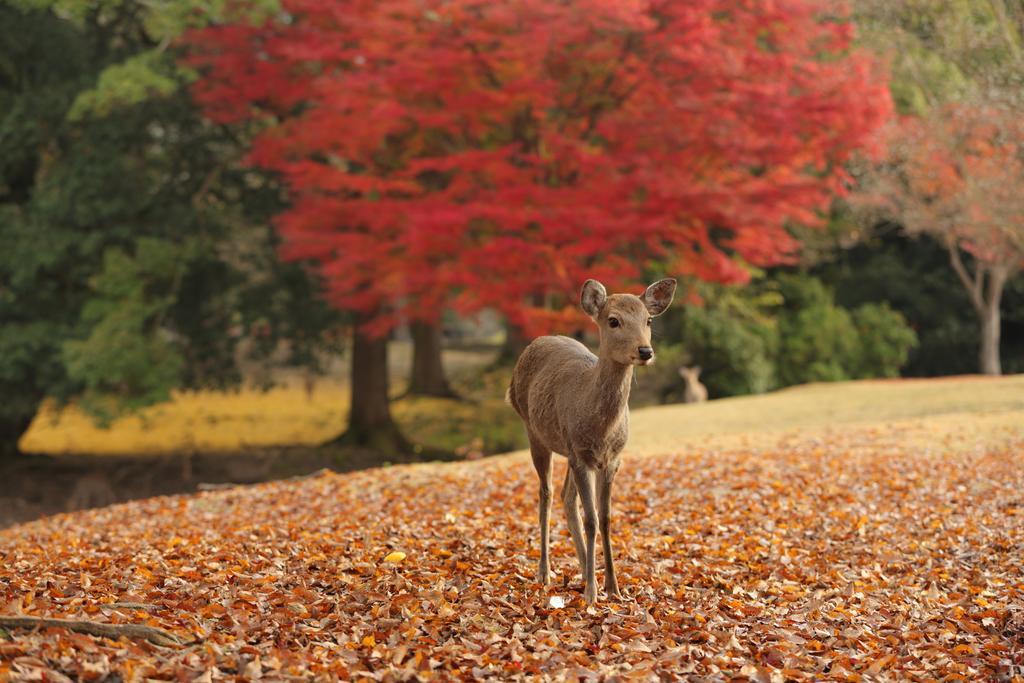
[605,585,625,601]
[536,568,555,585]
[583,584,597,605]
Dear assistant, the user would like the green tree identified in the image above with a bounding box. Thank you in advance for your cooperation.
[774,274,918,386]
[849,303,920,379]
[673,284,779,399]
[776,276,861,385]
[62,239,187,423]
[0,1,336,458]
[854,0,1024,114]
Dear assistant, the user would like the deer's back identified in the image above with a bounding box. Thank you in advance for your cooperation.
[509,335,598,455]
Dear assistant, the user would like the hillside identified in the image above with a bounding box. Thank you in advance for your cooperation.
[2,377,1023,680]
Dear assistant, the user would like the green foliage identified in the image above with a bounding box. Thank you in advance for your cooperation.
[850,303,920,378]
[68,52,178,121]
[775,274,918,386]
[776,275,860,385]
[854,0,1024,113]
[53,1,281,120]
[0,2,340,455]
[651,274,920,402]
[850,1,1024,376]
[651,281,778,401]
[0,5,93,450]
[6,0,281,40]
[678,306,778,398]
[62,239,186,422]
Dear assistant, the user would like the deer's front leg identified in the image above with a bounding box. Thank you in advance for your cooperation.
[570,460,598,604]
[598,464,622,599]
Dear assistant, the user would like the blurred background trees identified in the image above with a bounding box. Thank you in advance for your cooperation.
[0,0,341,457]
[1,0,1021,463]
[851,0,1024,375]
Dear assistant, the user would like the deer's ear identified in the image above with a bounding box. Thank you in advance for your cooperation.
[580,279,607,319]
[643,278,676,316]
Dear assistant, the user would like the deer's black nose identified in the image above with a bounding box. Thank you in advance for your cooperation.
[638,346,654,361]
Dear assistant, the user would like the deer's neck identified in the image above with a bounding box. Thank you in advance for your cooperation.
[587,353,633,429]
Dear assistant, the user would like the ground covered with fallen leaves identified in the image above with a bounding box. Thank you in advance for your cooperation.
[3,382,1024,680]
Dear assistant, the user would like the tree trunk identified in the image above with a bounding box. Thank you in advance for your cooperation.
[333,316,412,455]
[979,306,1001,375]
[947,244,1008,376]
[495,320,530,365]
[408,321,458,398]
[978,266,1007,376]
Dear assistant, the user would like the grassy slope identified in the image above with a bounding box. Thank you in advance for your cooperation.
[3,377,1024,680]
[626,374,1024,455]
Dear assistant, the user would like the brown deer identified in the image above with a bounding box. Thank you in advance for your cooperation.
[507,278,676,604]
[678,365,708,403]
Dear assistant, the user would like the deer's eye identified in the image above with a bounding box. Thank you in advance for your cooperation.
[608,317,620,328]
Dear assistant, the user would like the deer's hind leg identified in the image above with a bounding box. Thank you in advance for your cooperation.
[560,466,586,575]
[529,435,554,585]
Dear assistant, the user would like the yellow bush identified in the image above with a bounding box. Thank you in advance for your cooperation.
[20,383,347,455]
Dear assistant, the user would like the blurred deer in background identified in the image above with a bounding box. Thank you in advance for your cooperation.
[507,277,677,604]
[678,365,708,403]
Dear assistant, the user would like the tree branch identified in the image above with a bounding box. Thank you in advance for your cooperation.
[946,239,985,312]
[0,616,185,647]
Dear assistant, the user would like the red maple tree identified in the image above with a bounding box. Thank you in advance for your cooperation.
[185,0,891,449]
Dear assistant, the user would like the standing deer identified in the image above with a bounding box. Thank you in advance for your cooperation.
[678,365,708,403]
[507,278,676,604]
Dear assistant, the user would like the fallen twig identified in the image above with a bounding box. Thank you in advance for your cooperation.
[284,467,333,482]
[0,616,184,647]
[102,602,160,611]
[197,482,238,491]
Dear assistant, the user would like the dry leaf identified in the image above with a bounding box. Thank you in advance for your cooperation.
[1,419,1021,680]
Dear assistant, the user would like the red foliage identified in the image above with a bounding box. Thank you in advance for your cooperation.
[185,0,891,335]
[886,104,1024,271]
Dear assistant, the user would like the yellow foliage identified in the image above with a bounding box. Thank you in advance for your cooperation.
[20,383,348,455]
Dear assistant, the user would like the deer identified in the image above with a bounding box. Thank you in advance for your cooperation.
[507,277,677,604]
[678,365,708,403]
